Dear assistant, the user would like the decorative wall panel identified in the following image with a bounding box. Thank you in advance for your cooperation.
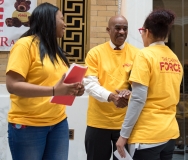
[58,0,89,64]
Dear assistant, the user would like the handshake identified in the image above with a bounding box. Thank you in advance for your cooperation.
[108,89,131,108]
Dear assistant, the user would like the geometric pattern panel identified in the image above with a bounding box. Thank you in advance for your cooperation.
[60,0,88,64]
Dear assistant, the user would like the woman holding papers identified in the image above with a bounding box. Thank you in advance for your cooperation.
[116,9,183,160]
[5,2,84,160]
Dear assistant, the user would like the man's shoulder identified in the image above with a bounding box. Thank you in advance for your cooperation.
[88,42,109,54]
[91,42,109,49]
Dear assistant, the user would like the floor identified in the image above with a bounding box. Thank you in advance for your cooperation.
[172,146,188,160]
[173,154,188,160]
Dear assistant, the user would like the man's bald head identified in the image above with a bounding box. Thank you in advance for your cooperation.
[108,15,128,28]
[106,15,128,47]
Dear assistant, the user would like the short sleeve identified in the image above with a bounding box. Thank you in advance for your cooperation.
[6,40,31,78]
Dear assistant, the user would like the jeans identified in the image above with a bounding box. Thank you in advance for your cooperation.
[8,118,69,160]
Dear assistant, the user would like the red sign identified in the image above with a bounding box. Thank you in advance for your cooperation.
[0,0,4,27]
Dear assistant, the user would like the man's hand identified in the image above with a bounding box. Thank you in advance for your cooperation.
[115,97,128,108]
[115,89,131,108]
[108,93,119,103]
[108,94,128,108]
[108,89,131,108]
[116,136,127,158]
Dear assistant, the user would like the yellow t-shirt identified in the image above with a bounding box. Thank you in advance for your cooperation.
[85,42,139,129]
[6,36,68,126]
[128,45,183,143]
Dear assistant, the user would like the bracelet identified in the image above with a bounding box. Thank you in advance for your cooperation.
[53,87,55,96]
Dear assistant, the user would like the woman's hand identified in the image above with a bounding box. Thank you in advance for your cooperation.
[116,89,131,99]
[76,83,85,96]
[108,93,128,108]
[116,136,128,158]
[54,74,85,96]
[108,90,130,108]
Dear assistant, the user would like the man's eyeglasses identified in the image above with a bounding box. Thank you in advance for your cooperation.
[138,28,146,34]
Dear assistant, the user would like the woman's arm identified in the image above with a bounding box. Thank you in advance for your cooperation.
[116,82,148,158]
[120,82,148,138]
[6,70,82,97]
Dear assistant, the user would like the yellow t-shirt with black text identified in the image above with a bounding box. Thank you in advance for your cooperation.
[6,36,68,126]
[128,45,183,143]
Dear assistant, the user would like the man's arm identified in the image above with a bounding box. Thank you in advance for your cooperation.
[83,76,112,102]
[83,76,131,108]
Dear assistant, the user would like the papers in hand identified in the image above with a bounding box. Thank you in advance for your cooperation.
[50,63,88,106]
[114,148,133,160]
[63,63,88,83]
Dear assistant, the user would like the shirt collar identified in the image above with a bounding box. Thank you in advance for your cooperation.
[149,41,165,46]
[109,40,125,50]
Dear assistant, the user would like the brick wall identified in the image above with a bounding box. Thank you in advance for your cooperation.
[0,53,8,82]
[0,0,118,83]
[90,0,118,48]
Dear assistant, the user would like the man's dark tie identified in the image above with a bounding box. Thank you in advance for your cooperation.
[114,46,121,50]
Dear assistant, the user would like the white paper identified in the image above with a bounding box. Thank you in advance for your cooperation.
[114,148,133,160]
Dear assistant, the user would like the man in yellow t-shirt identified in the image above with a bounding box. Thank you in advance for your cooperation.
[84,15,139,160]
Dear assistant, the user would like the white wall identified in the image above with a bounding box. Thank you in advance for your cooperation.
[66,94,88,160]
[0,84,12,160]
[126,0,153,49]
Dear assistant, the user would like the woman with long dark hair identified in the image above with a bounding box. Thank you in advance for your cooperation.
[6,2,84,160]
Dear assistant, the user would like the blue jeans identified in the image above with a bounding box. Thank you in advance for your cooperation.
[8,118,69,160]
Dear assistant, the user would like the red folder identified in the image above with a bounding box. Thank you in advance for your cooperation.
[50,63,88,106]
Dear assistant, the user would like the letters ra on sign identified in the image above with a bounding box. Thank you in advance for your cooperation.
[0,0,4,27]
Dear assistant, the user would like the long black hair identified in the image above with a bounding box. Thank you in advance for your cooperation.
[20,2,70,67]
